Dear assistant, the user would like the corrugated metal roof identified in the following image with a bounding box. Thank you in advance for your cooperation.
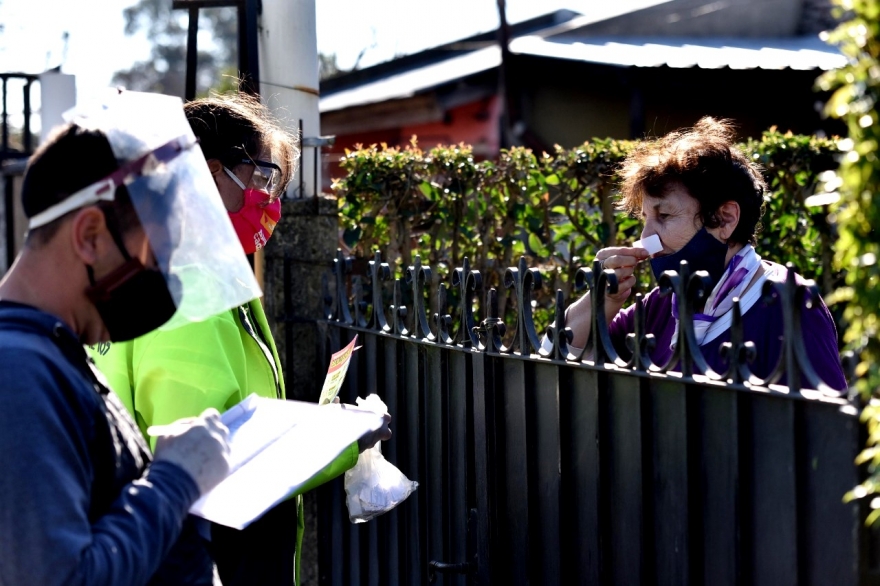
[526,0,676,38]
[320,34,846,114]
[320,46,501,114]
[509,35,846,71]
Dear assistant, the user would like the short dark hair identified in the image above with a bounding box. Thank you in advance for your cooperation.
[21,123,138,247]
[617,117,767,246]
[184,92,298,200]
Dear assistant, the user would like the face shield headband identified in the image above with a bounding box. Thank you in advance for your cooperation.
[28,135,196,230]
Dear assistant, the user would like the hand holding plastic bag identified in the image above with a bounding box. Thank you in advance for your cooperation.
[344,394,418,523]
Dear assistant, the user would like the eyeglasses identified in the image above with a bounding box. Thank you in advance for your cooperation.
[236,157,283,196]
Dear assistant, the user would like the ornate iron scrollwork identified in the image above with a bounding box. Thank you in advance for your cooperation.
[544,289,575,361]
[322,252,850,397]
[331,249,353,325]
[351,275,368,328]
[368,250,392,333]
[405,255,435,341]
[452,257,483,348]
[625,293,657,373]
[474,288,506,354]
[390,278,408,336]
[719,299,758,385]
[577,259,626,367]
[432,283,455,345]
[656,260,722,380]
[502,256,543,356]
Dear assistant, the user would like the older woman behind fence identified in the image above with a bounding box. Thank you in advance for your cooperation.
[561,117,846,391]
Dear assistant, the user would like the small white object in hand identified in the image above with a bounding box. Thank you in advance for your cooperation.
[355,394,387,415]
[633,234,662,255]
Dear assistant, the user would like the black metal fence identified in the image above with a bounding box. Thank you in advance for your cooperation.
[314,251,874,585]
[0,73,39,272]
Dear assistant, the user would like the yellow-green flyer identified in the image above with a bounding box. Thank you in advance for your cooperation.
[318,335,359,405]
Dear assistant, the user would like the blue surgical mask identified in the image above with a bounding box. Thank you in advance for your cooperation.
[650,227,728,286]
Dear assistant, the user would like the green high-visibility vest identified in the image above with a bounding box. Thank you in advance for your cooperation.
[91,298,358,586]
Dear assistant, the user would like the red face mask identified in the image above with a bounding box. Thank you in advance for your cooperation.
[228,188,282,254]
[224,166,283,254]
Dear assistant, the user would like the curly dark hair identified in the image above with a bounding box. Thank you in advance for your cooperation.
[617,117,767,246]
[184,92,299,200]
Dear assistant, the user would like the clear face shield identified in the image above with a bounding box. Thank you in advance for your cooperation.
[29,90,261,331]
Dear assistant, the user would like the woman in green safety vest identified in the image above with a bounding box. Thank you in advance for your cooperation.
[92,92,390,586]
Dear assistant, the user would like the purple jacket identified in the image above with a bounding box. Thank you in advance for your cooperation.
[607,261,847,391]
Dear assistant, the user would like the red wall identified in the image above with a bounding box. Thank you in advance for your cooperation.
[322,96,500,191]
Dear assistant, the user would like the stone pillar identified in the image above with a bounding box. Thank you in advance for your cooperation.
[262,197,338,586]
[262,195,337,402]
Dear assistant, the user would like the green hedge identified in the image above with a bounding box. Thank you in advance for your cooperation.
[817,0,880,522]
[334,130,843,331]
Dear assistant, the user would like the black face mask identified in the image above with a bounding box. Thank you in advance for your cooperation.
[85,225,178,342]
[650,227,729,287]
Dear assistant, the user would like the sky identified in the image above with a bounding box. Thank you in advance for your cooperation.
[0,0,580,129]
[315,0,576,71]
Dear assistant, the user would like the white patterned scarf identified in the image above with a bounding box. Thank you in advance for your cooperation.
[670,244,767,349]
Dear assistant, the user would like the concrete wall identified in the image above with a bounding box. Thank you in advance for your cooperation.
[528,85,631,147]
[512,55,843,147]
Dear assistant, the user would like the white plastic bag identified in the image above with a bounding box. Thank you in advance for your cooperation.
[344,394,418,523]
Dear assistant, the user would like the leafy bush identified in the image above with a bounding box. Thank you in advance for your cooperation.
[747,128,843,294]
[816,0,880,522]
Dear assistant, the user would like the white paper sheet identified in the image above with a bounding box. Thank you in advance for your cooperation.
[189,394,383,529]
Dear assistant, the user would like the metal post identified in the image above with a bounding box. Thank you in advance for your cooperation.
[298,118,304,198]
[5,175,14,270]
[185,7,200,101]
[22,80,32,154]
[313,142,319,198]
[236,2,248,90]
[2,78,9,154]
[172,0,259,99]
[301,134,336,199]
[496,0,517,148]
[238,0,261,96]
